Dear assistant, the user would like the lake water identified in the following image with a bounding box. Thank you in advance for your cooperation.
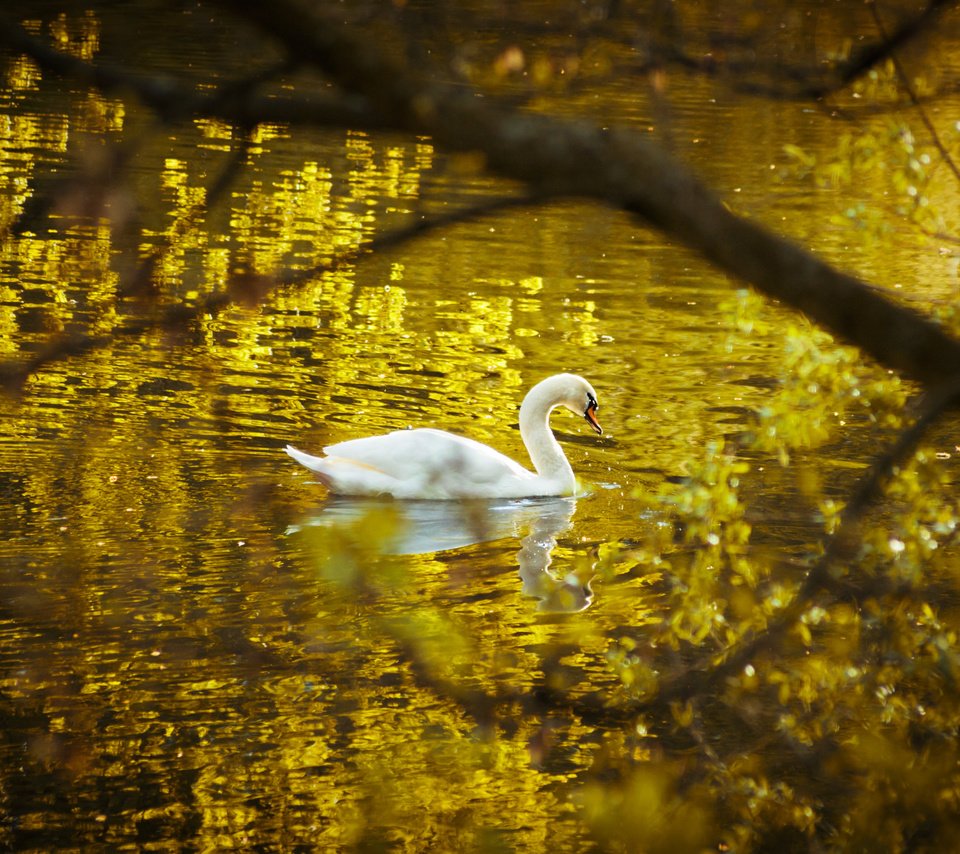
[2,2,959,850]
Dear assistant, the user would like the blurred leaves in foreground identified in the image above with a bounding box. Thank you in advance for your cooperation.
[283,295,960,850]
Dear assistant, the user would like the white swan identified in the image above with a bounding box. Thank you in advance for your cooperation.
[285,373,602,499]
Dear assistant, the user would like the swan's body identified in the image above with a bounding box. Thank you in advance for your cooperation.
[285,373,602,499]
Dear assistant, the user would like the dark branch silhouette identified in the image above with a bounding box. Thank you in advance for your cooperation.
[649,373,960,710]
[0,13,385,134]
[632,0,959,102]
[4,2,960,388]
[212,0,960,392]
[0,192,544,392]
[870,1,960,185]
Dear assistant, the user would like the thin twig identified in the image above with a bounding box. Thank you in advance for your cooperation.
[0,14,383,134]
[118,134,254,299]
[0,193,546,394]
[869,0,960,185]
[649,373,960,708]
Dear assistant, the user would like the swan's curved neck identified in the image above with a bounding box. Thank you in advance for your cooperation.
[519,388,575,490]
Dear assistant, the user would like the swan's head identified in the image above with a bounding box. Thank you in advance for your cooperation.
[546,373,603,435]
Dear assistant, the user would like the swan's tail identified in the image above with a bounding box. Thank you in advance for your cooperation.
[285,444,333,481]
[285,444,397,495]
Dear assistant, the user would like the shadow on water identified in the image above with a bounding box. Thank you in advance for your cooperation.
[288,495,593,612]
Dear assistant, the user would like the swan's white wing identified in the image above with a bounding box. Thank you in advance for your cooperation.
[323,428,533,484]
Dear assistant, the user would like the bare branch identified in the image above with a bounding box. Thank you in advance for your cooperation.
[0,193,545,393]
[870,1,960,185]
[6,4,960,386]
[218,0,960,388]
[122,133,255,302]
[0,13,384,133]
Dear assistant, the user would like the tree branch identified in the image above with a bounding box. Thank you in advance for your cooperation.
[870,0,960,185]
[651,372,960,709]
[0,13,385,133]
[0,193,545,393]
[7,4,960,386]
[219,0,960,389]
[637,0,958,103]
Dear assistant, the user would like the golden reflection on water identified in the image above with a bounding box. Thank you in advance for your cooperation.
[0,11,666,848]
[6,2,957,849]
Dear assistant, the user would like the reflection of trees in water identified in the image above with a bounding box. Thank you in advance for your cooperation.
[4,1,960,849]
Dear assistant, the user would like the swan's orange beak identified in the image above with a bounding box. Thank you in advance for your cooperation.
[584,401,602,435]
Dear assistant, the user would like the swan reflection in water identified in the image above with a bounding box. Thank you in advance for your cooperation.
[289,496,593,612]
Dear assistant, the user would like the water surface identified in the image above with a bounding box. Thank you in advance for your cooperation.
[2,2,959,849]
